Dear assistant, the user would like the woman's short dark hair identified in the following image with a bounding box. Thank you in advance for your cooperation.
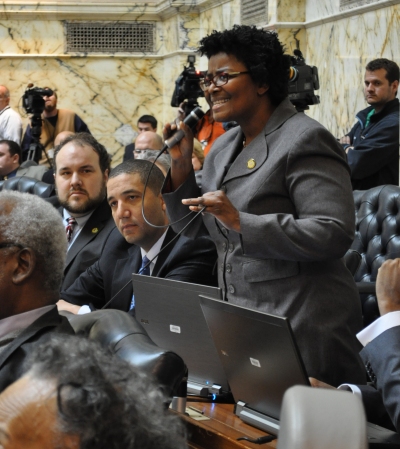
[198,25,290,106]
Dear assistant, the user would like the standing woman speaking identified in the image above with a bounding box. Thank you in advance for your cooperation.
[163,25,365,386]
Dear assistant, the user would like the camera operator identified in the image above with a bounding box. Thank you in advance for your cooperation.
[21,88,91,166]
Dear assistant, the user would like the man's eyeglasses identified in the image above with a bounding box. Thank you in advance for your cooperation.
[199,71,250,91]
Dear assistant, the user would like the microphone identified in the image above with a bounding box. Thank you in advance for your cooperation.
[164,107,205,149]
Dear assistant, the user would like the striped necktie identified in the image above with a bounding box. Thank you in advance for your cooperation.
[65,217,77,243]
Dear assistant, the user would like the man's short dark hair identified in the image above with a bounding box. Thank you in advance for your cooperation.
[198,25,290,106]
[366,58,400,85]
[24,335,187,449]
[138,115,157,129]
[53,132,111,173]
[109,159,165,195]
[0,139,21,162]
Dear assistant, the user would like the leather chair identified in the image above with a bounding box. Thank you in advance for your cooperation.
[277,385,367,449]
[0,176,54,198]
[351,185,400,326]
[60,309,187,399]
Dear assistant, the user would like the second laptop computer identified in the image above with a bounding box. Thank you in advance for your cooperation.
[133,275,229,397]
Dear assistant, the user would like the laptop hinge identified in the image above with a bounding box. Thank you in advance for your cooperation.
[187,381,211,397]
[235,401,280,436]
[187,382,223,397]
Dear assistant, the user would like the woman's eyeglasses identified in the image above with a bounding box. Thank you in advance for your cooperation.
[199,71,250,91]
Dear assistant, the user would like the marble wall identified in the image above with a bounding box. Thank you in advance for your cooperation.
[0,0,398,163]
[0,0,241,164]
[304,2,400,137]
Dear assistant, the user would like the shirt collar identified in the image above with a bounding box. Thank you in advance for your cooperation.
[140,229,168,271]
[0,305,56,340]
[63,208,94,227]
[1,167,19,181]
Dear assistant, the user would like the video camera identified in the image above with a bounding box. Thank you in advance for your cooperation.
[170,51,320,116]
[22,85,54,166]
[22,85,53,115]
[288,50,320,112]
[171,55,204,116]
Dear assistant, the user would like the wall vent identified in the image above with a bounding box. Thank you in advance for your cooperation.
[66,22,155,53]
[241,0,268,26]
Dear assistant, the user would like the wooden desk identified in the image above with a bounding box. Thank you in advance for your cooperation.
[180,401,278,449]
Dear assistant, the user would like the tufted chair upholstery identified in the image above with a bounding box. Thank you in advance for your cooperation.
[0,176,54,198]
[351,185,400,326]
[60,309,187,399]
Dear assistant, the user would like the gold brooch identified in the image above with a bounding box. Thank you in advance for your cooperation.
[92,228,99,234]
[247,159,256,169]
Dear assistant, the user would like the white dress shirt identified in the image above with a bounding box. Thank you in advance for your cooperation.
[78,230,168,315]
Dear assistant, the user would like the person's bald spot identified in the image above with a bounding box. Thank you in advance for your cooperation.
[0,374,79,449]
[134,131,163,151]
[54,131,75,147]
[0,198,14,216]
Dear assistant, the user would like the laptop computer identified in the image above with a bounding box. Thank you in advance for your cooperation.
[200,295,400,446]
[133,275,229,397]
[200,295,309,435]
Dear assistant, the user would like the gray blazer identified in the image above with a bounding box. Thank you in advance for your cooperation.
[163,98,365,386]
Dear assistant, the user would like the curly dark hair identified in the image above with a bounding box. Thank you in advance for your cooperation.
[54,132,111,174]
[198,25,291,106]
[24,335,187,449]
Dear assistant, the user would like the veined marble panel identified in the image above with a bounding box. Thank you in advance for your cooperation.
[306,0,337,21]
[0,21,64,55]
[305,5,400,138]
[276,0,305,22]
[199,0,241,36]
[0,56,168,165]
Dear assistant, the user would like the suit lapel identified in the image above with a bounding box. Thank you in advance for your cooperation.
[152,228,177,276]
[222,98,297,185]
[111,246,142,310]
[0,308,60,370]
[212,130,244,189]
[65,200,111,268]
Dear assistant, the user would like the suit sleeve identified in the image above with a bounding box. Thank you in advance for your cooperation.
[60,260,107,309]
[360,326,400,432]
[162,235,218,287]
[162,169,206,239]
[239,126,355,261]
[347,115,399,179]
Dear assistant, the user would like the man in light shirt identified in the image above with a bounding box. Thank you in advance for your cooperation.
[0,191,73,393]
[311,258,400,432]
[0,85,22,145]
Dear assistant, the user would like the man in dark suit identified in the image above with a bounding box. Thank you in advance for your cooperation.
[310,258,400,432]
[0,139,47,181]
[0,190,74,392]
[53,133,116,291]
[57,159,217,314]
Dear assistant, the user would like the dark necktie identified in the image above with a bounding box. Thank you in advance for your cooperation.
[130,255,151,311]
[139,255,151,276]
[65,217,77,243]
